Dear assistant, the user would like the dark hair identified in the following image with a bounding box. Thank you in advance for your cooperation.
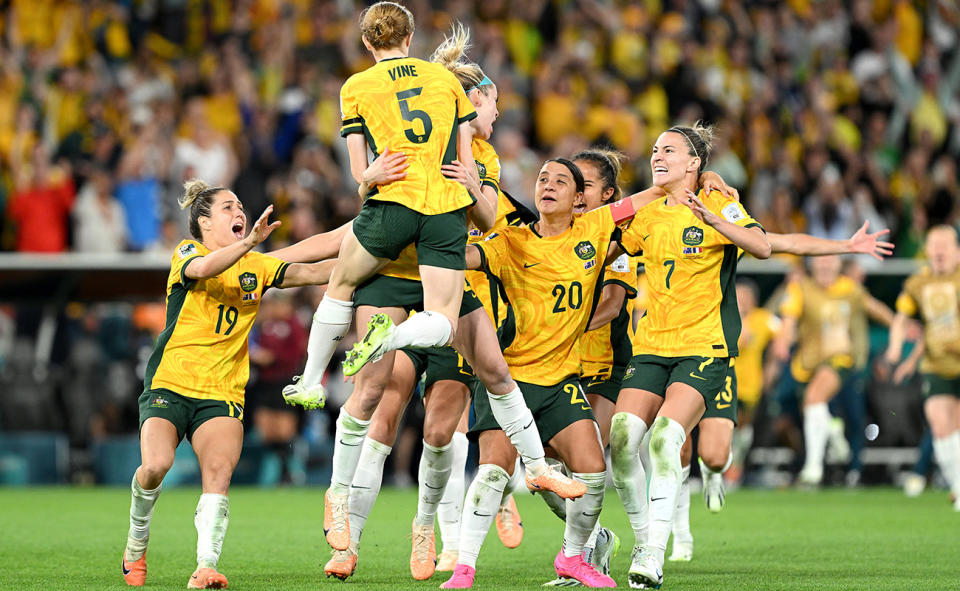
[667,122,715,173]
[572,147,625,203]
[179,179,229,240]
[359,2,415,50]
[545,157,585,194]
[736,277,760,302]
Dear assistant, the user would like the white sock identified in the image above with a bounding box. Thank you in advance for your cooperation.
[302,297,354,387]
[672,464,692,544]
[330,408,371,495]
[732,425,754,467]
[539,458,568,522]
[385,310,452,350]
[458,464,509,569]
[438,432,469,552]
[486,386,548,475]
[933,432,960,496]
[416,440,454,526]
[646,417,686,563]
[195,493,229,569]
[610,412,649,546]
[349,437,392,545]
[563,472,606,557]
[802,403,831,476]
[502,457,525,499]
[125,474,161,561]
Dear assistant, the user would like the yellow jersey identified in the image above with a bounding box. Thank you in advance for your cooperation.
[340,56,477,214]
[144,240,289,404]
[380,137,504,283]
[736,308,780,405]
[580,253,640,378]
[780,276,868,381]
[896,266,960,378]
[619,190,762,357]
[476,205,619,385]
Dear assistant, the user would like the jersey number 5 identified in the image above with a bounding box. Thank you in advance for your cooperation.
[215,304,239,335]
[396,88,433,144]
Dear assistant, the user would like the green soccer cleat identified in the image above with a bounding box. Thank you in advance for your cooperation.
[592,528,621,575]
[342,314,396,376]
[281,377,326,410]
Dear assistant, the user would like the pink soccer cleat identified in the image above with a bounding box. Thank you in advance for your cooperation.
[440,564,476,589]
[554,550,616,588]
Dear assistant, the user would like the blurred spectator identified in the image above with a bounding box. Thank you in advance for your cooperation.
[72,166,127,253]
[7,145,75,252]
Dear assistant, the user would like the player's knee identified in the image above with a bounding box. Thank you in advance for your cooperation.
[422,424,453,448]
[699,447,729,471]
[609,412,641,461]
[649,417,682,466]
[137,460,172,488]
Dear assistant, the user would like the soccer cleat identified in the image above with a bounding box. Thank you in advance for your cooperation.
[797,465,823,487]
[903,473,925,498]
[826,417,851,464]
[436,550,459,572]
[342,314,395,376]
[591,528,620,575]
[121,551,147,586]
[410,520,437,580]
[281,376,326,410]
[495,496,524,548]
[699,458,725,513]
[187,567,228,589]
[324,489,351,550]
[324,547,358,580]
[440,564,476,589]
[628,547,663,590]
[527,468,587,499]
[668,538,693,562]
[554,551,616,588]
[542,576,584,586]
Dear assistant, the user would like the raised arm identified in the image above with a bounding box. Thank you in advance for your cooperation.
[683,189,771,259]
[768,221,894,259]
[276,259,338,288]
[465,244,483,270]
[185,206,280,280]
[443,159,497,232]
[864,294,895,327]
[884,312,911,364]
[268,222,351,263]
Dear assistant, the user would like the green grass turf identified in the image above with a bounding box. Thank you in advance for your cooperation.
[0,486,957,590]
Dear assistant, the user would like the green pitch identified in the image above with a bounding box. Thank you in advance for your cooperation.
[0,486,957,590]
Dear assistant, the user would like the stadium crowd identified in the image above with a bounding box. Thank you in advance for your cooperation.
[0,0,957,484]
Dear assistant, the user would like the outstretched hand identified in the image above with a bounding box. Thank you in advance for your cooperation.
[848,221,894,260]
[246,205,281,247]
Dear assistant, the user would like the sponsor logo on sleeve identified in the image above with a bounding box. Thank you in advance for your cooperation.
[722,203,745,223]
[610,254,630,273]
[177,243,197,259]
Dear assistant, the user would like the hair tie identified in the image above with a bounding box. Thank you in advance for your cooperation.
[467,75,493,93]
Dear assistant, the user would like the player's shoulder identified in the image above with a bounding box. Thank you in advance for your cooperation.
[173,239,204,262]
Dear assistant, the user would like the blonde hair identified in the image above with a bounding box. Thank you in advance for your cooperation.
[667,121,716,173]
[179,179,227,240]
[572,147,626,203]
[430,23,488,93]
[360,2,415,50]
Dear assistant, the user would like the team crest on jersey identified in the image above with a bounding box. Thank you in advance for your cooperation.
[574,241,596,260]
[475,160,487,180]
[177,243,198,259]
[150,396,169,409]
[623,366,636,380]
[239,272,258,292]
[682,226,704,246]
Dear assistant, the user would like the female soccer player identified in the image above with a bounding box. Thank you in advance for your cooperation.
[318,25,537,581]
[610,123,771,589]
[887,225,960,510]
[441,159,669,589]
[771,254,892,486]
[120,180,332,589]
[287,7,572,553]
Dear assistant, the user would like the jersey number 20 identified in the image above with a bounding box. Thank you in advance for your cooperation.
[396,88,433,144]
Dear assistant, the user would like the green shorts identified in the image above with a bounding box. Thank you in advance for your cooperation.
[792,359,855,386]
[581,366,625,404]
[354,274,483,318]
[401,346,476,392]
[621,354,731,410]
[138,388,244,442]
[921,373,960,399]
[469,377,595,444]
[702,359,738,424]
[353,199,468,270]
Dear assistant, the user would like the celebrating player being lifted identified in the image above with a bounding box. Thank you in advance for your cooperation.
[120,180,332,589]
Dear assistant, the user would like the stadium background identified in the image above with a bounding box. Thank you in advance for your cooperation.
[0,0,957,491]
